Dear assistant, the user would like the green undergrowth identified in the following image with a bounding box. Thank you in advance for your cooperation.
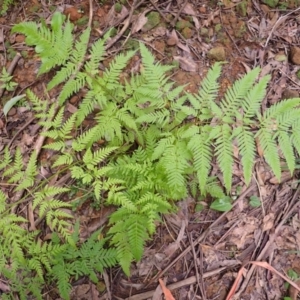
[1,11,300,299]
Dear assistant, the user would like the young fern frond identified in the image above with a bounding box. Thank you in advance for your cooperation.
[12,12,73,75]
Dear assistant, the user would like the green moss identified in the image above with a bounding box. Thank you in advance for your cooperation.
[182,27,193,39]
[143,12,160,31]
[176,20,192,30]
[200,28,209,37]
[262,0,279,7]
[114,3,122,13]
[125,38,139,50]
[236,0,248,16]
[21,50,28,58]
[76,16,89,26]
[110,27,118,37]
[93,20,100,28]
[215,23,222,32]
[171,60,180,69]
[296,70,300,80]
[29,4,41,13]
[233,21,246,38]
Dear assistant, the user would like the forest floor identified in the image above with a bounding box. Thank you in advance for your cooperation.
[1,0,300,299]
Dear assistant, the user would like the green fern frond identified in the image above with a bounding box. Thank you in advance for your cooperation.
[160,144,188,193]
[214,124,233,192]
[151,134,174,161]
[276,130,295,174]
[0,147,11,171]
[58,72,87,105]
[188,62,221,114]
[103,51,136,89]
[260,98,300,124]
[220,67,261,118]
[236,127,256,185]
[16,151,38,191]
[188,131,213,192]
[242,75,270,120]
[83,147,117,167]
[72,127,99,151]
[12,12,73,75]
[256,128,281,179]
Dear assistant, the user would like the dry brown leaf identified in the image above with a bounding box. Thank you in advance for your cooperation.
[262,213,274,232]
[164,221,186,257]
[70,284,90,298]
[107,5,129,27]
[173,56,197,72]
[192,16,200,29]
[159,279,175,300]
[177,42,191,53]
[182,3,197,15]
[132,12,148,34]
[166,29,179,46]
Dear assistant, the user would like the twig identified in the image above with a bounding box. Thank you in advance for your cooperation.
[88,0,93,28]
[232,185,300,299]
[0,52,21,98]
[264,6,300,48]
[171,0,189,27]
[146,184,256,286]
[7,116,35,149]
[105,0,145,51]
[149,0,170,23]
[125,267,230,300]
[187,231,206,300]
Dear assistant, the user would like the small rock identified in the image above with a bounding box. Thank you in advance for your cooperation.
[182,27,193,39]
[290,46,300,65]
[207,46,226,61]
[142,12,160,32]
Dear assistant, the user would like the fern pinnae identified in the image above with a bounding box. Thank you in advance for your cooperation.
[188,132,212,192]
[194,62,222,109]
[256,128,281,179]
[214,124,233,191]
[277,130,295,174]
[261,98,300,124]
[236,127,256,185]
[242,75,270,120]
[103,51,136,89]
[220,67,260,118]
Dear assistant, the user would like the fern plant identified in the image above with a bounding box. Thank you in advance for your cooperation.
[0,0,14,15]
[4,10,300,298]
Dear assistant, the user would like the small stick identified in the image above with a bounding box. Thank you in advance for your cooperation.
[125,267,230,300]
[0,52,21,98]
[146,184,256,286]
[171,0,189,27]
[149,0,170,23]
[88,0,93,28]
[105,0,145,50]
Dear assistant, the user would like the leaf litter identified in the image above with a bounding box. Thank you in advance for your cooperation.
[1,0,300,299]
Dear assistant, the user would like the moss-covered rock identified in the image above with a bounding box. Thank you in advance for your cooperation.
[142,12,160,31]
[176,20,192,30]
